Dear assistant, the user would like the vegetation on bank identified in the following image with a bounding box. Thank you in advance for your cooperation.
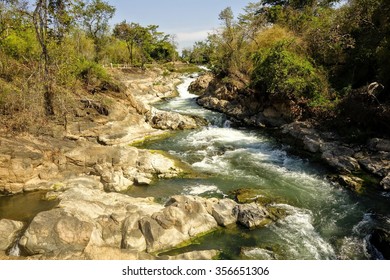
[183,0,390,138]
[0,0,180,133]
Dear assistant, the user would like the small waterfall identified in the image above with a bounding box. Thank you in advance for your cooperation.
[7,241,21,257]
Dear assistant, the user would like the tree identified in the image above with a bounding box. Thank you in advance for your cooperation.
[0,0,28,40]
[79,0,115,60]
[112,21,156,65]
[31,0,77,115]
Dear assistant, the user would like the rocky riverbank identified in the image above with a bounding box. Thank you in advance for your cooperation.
[0,66,285,260]
[192,73,390,192]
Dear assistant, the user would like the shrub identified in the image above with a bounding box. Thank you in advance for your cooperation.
[73,59,109,86]
[251,41,328,105]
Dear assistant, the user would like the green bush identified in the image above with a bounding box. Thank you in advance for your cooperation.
[251,42,328,105]
[73,59,108,85]
[1,30,40,60]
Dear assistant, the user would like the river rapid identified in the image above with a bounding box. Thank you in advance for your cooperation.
[130,75,390,260]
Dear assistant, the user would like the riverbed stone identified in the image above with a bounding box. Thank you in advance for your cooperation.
[380,174,390,190]
[146,108,206,130]
[211,198,238,227]
[233,203,270,228]
[0,219,24,251]
[338,175,364,192]
[135,176,152,186]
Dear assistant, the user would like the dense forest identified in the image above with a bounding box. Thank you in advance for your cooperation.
[183,0,390,138]
[0,0,178,132]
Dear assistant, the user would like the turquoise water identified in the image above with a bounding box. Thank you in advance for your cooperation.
[129,75,390,260]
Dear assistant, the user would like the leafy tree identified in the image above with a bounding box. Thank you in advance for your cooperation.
[113,21,139,65]
[79,0,115,60]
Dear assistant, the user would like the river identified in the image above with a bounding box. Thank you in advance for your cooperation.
[129,75,390,260]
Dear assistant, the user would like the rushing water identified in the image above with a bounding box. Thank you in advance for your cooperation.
[131,75,390,260]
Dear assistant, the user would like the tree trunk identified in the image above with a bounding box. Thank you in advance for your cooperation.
[33,0,54,116]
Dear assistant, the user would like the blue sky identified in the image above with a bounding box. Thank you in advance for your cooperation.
[107,0,251,51]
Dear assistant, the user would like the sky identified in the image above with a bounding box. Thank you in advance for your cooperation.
[107,0,252,52]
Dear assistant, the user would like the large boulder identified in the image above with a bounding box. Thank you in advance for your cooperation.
[19,208,94,255]
[188,73,214,95]
[146,108,207,130]
[0,219,24,251]
[140,196,219,253]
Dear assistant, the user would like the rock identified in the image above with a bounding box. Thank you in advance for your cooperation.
[83,245,155,260]
[0,219,24,251]
[338,175,364,192]
[65,145,138,169]
[65,144,183,192]
[19,208,94,255]
[0,140,53,194]
[188,73,214,95]
[321,144,360,173]
[139,216,186,253]
[139,195,219,253]
[359,153,390,177]
[146,107,207,130]
[303,136,322,153]
[233,203,270,228]
[122,213,147,251]
[232,188,264,204]
[211,199,238,227]
[368,138,390,152]
[135,176,152,186]
[380,174,390,190]
[136,150,181,179]
[231,188,280,205]
[19,187,163,256]
[369,229,390,259]
[95,164,134,192]
[281,122,324,153]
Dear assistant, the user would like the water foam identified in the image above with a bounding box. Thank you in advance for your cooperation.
[270,204,336,259]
